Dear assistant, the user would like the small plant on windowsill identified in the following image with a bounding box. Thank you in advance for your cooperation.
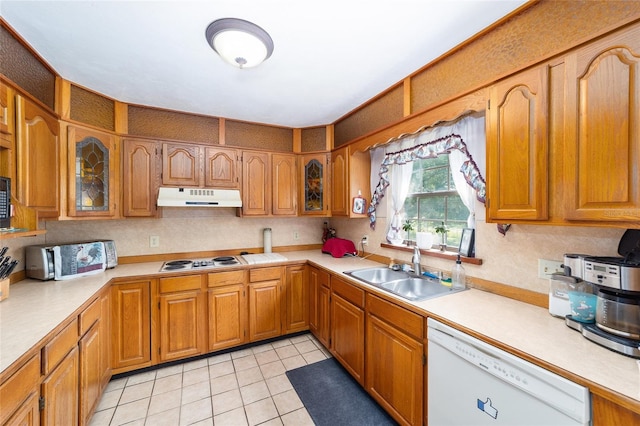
[402,220,415,245]
[434,222,449,251]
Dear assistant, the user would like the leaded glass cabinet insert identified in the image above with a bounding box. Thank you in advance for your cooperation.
[304,158,323,212]
[76,136,109,211]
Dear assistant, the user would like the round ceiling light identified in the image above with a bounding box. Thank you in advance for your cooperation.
[205,18,274,69]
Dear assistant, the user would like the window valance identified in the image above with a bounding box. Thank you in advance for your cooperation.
[367,132,486,230]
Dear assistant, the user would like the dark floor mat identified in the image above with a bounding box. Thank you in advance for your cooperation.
[286,358,397,425]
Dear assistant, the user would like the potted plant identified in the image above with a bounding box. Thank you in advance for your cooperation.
[402,219,415,245]
[434,222,448,251]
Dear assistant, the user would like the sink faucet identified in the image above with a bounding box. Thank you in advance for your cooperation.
[412,246,422,275]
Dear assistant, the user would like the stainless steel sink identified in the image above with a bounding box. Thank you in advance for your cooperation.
[344,267,407,284]
[344,267,463,302]
[380,277,455,301]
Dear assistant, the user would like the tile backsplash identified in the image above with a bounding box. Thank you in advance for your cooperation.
[3,207,627,295]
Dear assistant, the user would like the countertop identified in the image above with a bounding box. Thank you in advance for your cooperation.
[1,250,639,407]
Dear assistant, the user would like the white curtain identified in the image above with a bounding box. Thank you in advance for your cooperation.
[385,162,413,243]
[448,113,485,227]
[367,112,486,235]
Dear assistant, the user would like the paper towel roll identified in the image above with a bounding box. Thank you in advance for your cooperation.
[264,228,272,253]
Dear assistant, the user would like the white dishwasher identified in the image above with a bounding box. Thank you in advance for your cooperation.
[427,319,590,425]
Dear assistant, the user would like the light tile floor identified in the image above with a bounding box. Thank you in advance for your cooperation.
[90,333,332,426]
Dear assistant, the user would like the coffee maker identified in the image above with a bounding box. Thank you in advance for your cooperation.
[565,230,640,358]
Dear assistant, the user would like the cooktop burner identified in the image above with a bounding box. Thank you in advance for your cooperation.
[160,256,242,272]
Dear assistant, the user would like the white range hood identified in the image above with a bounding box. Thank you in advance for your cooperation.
[157,187,242,208]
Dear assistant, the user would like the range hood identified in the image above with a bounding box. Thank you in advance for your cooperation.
[157,187,242,207]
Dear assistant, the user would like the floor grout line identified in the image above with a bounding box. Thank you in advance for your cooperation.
[91,332,325,426]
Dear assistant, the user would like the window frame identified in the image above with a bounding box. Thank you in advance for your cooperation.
[402,154,469,250]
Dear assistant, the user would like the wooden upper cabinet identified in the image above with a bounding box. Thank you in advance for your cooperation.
[66,125,118,218]
[272,153,297,216]
[331,146,370,218]
[299,153,330,216]
[162,142,201,186]
[15,94,59,217]
[563,25,640,223]
[486,65,549,221]
[242,150,271,216]
[205,146,239,188]
[122,138,160,217]
[0,82,14,149]
[331,147,348,216]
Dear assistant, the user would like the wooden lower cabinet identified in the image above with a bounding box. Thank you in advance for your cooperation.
[156,275,207,362]
[366,295,423,426]
[248,266,283,341]
[284,265,308,333]
[208,270,247,352]
[330,276,365,385]
[111,280,152,374]
[41,346,79,426]
[592,394,640,425]
[79,323,101,426]
[78,291,110,426]
[4,391,40,426]
[248,280,282,341]
[0,353,41,426]
[308,266,330,347]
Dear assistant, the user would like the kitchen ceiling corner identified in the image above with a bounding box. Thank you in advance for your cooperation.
[0,0,527,128]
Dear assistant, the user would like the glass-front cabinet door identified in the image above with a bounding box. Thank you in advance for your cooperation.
[299,153,329,216]
[67,125,118,217]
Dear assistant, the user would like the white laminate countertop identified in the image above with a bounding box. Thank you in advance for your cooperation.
[1,250,639,407]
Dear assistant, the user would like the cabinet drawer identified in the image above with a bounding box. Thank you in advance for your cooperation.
[208,270,247,287]
[366,294,423,340]
[0,353,41,425]
[249,267,281,282]
[159,275,203,293]
[332,276,365,308]
[79,297,101,336]
[42,318,78,375]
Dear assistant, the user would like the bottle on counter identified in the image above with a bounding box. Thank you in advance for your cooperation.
[451,254,466,290]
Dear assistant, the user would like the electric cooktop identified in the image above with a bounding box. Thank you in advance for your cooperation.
[160,256,242,272]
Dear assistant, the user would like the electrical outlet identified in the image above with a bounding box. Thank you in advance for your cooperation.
[538,259,564,279]
[361,235,369,245]
[149,235,160,248]
[293,231,300,240]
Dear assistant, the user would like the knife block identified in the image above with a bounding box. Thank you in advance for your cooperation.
[0,278,9,301]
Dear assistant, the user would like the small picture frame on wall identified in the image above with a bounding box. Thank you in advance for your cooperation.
[459,228,475,257]
[352,196,366,215]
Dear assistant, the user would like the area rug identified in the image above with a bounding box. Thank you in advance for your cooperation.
[286,357,397,425]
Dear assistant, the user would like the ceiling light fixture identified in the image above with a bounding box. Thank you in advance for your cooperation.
[205,18,274,69]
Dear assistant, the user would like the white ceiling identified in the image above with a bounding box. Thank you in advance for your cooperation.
[1,0,527,128]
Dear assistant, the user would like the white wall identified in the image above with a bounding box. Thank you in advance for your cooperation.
[4,208,625,295]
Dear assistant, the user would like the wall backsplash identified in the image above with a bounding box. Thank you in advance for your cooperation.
[4,209,626,296]
[331,217,625,295]
[3,209,327,269]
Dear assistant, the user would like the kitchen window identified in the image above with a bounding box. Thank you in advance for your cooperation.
[404,155,469,249]
[367,113,486,251]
